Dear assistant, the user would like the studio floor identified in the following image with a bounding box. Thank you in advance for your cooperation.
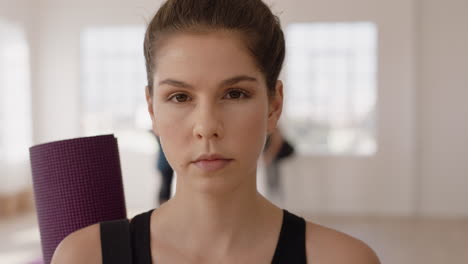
[1,208,467,264]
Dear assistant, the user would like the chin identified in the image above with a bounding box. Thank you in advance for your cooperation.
[189,169,246,195]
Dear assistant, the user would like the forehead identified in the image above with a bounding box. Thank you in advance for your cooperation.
[153,31,264,86]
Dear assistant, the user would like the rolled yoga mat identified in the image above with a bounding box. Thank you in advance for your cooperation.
[29,134,128,264]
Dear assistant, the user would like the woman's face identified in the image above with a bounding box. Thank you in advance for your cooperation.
[145,30,283,193]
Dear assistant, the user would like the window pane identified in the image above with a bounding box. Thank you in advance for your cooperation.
[0,21,32,163]
[80,26,154,152]
[284,22,377,155]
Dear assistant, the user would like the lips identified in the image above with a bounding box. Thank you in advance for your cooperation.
[194,153,229,162]
[193,158,232,172]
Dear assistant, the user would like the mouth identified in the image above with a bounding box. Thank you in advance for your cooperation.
[192,158,233,172]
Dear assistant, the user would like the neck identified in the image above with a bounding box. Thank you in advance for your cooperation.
[171,174,264,234]
[156,171,281,257]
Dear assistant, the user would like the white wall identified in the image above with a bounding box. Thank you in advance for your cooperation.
[0,0,33,25]
[418,0,468,217]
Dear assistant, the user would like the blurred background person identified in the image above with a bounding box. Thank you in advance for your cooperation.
[262,127,295,204]
[150,130,174,206]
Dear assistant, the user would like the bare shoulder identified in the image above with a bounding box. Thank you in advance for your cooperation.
[51,223,102,264]
[305,221,380,264]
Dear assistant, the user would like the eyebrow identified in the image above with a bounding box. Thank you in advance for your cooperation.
[158,75,258,89]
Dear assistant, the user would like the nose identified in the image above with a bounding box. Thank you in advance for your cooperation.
[192,102,224,140]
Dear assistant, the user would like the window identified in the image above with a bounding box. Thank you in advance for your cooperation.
[0,21,32,164]
[80,26,154,152]
[284,22,377,155]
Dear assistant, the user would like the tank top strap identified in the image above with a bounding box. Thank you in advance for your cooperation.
[271,209,307,264]
[100,218,133,264]
[130,208,155,264]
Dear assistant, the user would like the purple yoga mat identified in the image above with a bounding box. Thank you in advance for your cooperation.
[29,134,128,264]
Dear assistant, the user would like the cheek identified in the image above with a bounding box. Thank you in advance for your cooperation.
[153,105,188,169]
[228,103,268,160]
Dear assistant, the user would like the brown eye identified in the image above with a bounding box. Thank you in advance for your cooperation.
[225,89,249,99]
[169,93,190,103]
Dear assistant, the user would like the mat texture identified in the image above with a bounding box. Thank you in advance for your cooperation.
[29,134,127,264]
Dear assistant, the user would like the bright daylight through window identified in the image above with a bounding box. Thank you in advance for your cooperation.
[80,26,153,152]
[284,22,377,156]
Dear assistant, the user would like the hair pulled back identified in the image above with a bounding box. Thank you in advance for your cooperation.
[143,0,285,98]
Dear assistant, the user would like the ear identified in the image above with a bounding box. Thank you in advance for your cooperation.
[267,80,283,134]
[145,86,159,136]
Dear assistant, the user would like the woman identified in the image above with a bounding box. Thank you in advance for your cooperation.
[52,0,380,263]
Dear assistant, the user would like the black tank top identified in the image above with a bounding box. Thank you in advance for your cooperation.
[100,209,307,263]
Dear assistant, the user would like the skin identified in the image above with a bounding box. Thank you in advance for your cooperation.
[51,30,380,264]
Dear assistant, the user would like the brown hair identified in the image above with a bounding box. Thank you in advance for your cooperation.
[143,0,285,98]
